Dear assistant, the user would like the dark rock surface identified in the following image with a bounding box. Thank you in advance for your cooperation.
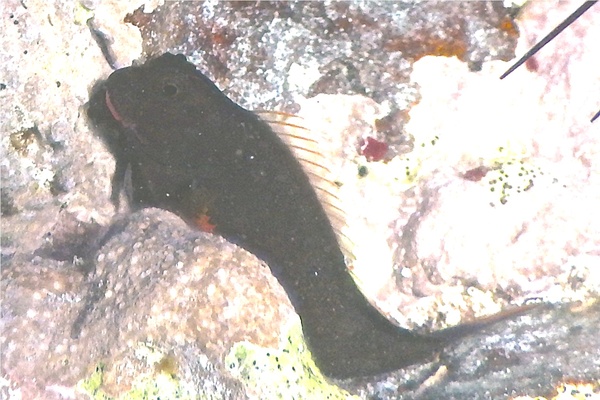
[338,302,600,399]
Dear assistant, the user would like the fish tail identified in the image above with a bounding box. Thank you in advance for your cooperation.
[429,302,543,343]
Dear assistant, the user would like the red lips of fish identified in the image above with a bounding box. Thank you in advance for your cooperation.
[105,90,138,132]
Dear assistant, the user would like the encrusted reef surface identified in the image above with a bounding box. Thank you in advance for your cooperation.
[2,1,599,399]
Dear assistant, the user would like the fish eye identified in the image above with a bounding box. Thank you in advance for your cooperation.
[162,83,178,97]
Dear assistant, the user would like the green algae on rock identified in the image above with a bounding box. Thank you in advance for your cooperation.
[225,319,359,400]
[77,346,202,400]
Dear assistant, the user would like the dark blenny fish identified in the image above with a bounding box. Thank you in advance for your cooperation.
[88,53,530,379]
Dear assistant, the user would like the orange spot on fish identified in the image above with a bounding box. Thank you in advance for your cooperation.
[195,214,216,233]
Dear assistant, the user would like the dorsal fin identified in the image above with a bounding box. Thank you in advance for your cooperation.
[255,111,355,263]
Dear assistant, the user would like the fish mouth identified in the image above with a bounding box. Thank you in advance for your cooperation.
[105,90,149,145]
[105,90,137,132]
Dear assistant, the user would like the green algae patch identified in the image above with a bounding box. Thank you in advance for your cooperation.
[484,157,547,206]
[77,363,111,400]
[117,372,194,400]
[225,319,359,399]
[76,345,202,400]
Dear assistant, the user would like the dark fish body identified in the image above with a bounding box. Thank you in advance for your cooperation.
[88,53,522,378]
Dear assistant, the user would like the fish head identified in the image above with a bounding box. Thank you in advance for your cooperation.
[98,52,243,167]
